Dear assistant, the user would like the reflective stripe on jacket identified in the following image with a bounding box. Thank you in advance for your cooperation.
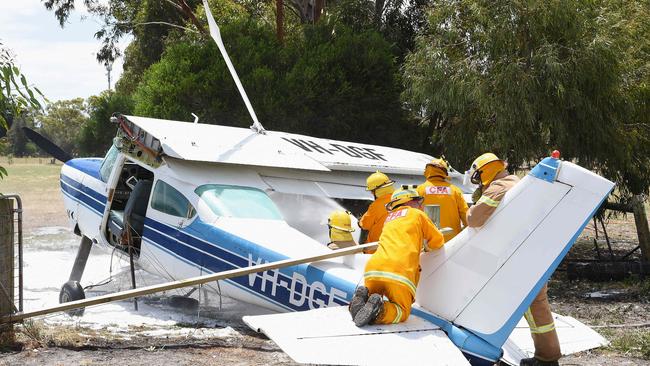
[364,207,444,296]
[417,179,468,240]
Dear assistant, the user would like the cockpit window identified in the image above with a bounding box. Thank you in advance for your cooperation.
[99,145,119,182]
[195,184,282,220]
[152,180,196,218]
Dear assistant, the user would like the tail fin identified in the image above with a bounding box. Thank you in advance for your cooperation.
[416,158,613,349]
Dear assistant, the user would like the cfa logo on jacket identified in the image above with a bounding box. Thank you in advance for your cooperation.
[425,186,451,195]
[385,209,408,222]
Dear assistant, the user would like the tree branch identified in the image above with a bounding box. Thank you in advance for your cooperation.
[176,0,207,36]
[110,21,200,33]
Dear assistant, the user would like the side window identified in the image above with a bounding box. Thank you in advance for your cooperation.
[99,145,119,182]
[151,180,196,218]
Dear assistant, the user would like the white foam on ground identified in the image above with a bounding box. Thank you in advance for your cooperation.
[20,227,265,340]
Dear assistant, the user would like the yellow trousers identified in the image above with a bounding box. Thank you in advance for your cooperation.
[364,278,414,324]
[524,284,562,361]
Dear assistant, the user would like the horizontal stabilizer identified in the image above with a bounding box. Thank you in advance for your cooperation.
[501,313,609,365]
[244,307,470,365]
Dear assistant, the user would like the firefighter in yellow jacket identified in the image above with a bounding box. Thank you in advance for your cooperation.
[467,153,561,366]
[350,186,445,327]
[417,158,468,241]
[358,171,395,251]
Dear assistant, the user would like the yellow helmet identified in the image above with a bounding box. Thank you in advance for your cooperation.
[328,210,355,242]
[469,153,506,186]
[328,210,355,232]
[386,185,423,211]
[424,158,449,179]
[366,171,394,191]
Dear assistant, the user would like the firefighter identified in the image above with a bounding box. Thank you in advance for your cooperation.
[350,186,445,327]
[358,171,395,251]
[417,158,468,241]
[326,210,357,250]
[466,153,561,366]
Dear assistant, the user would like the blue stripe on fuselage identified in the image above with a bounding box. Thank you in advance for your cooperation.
[58,173,353,311]
[60,175,106,214]
[144,218,352,311]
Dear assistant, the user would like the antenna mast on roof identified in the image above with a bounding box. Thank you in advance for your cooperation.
[202,0,265,134]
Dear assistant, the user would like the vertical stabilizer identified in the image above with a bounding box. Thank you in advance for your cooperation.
[415,158,614,349]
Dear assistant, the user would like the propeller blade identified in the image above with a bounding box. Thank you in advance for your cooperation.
[21,127,72,162]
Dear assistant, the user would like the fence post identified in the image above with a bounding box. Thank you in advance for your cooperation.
[0,198,14,345]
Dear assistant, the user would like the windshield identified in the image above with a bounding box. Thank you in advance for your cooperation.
[195,184,283,220]
[99,145,119,182]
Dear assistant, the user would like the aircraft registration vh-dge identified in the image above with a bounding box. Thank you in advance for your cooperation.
[18,0,613,364]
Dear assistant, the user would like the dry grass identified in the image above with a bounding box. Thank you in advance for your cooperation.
[16,320,95,349]
[0,157,67,230]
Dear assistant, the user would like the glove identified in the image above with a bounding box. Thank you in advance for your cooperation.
[471,186,483,204]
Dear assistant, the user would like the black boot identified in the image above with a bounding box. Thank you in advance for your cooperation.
[348,286,369,320]
[519,357,559,366]
[353,293,384,327]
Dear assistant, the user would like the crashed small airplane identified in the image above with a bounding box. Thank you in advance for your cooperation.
[20,0,613,364]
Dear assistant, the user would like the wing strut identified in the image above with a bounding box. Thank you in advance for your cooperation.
[1,242,377,324]
[202,0,265,134]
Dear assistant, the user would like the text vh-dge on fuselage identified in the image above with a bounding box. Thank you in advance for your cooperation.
[61,113,469,312]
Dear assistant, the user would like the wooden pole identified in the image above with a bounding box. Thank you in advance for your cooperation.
[0,198,15,344]
[632,194,650,262]
[0,242,378,324]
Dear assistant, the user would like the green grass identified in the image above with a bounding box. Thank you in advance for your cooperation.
[0,157,67,229]
[0,159,61,194]
[601,328,650,360]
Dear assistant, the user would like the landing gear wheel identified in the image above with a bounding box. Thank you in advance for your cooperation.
[59,280,86,316]
[167,295,199,312]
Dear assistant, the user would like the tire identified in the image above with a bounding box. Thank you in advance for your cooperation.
[167,295,199,312]
[59,280,85,317]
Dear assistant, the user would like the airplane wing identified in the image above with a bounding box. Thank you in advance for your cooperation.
[243,306,471,365]
[501,313,609,365]
[119,114,433,175]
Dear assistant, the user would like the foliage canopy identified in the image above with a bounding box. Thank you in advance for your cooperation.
[133,18,422,149]
[403,0,650,195]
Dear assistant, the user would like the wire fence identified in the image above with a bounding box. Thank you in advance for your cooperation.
[0,195,22,316]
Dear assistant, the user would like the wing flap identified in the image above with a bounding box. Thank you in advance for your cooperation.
[244,307,470,365]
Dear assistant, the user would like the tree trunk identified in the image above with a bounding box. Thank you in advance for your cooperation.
[632,194,650,262]
[314,0,324,22]
[276,0,285,42]
[0,198,14,345]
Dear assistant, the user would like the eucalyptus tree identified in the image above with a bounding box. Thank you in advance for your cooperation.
[403,0,649,197]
